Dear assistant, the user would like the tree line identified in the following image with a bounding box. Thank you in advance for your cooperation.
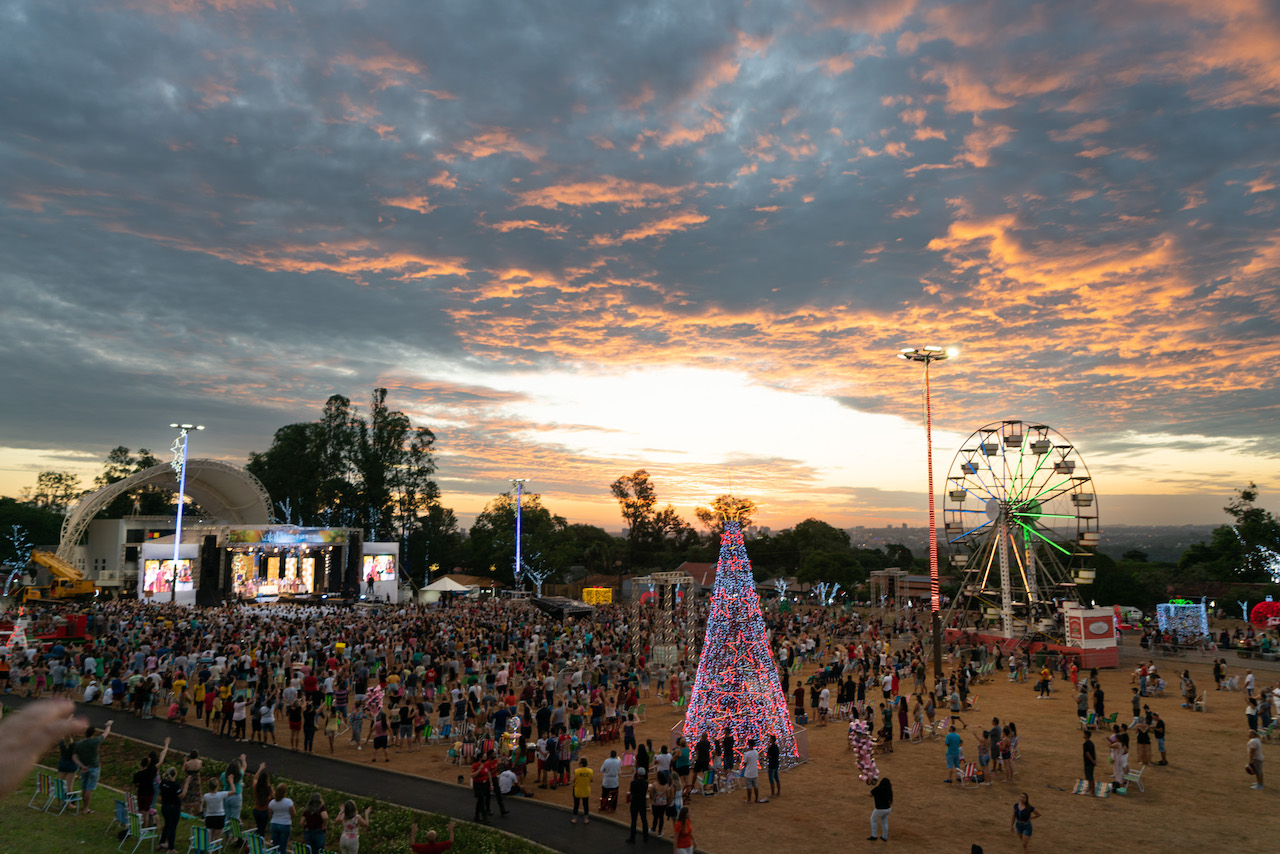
[4,391,1279,602]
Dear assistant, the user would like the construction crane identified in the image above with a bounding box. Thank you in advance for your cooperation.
[19,551,99,604]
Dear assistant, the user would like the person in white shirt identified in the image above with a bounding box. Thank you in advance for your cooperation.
[201,778,231,840]
[536,737,550,786]
[498,768,530,797]
[654,746,673,779]
[741,740,760,803]
[600,749,622,812]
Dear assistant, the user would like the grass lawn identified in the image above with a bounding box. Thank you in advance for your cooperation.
[0,772,206,853]
[4,743,554,854]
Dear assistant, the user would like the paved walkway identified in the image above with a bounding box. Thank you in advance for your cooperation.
[7,695,659,854]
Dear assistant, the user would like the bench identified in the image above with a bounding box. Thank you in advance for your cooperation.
[1260,652,1277,662]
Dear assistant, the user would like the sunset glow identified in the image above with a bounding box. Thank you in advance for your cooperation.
[2,0,1278,531]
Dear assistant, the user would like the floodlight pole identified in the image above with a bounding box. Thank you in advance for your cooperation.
[510,478,529,587]
[168,423,204,603]
[898,346,953,684]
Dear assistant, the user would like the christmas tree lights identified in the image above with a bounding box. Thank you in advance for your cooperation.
[683,519,799,765]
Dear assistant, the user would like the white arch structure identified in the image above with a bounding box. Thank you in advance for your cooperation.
[57,460,273,560]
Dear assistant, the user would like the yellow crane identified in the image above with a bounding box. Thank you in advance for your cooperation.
[20,551,98,603]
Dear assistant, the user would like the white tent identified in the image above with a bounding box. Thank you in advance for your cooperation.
[423,576,470,592]
[417,575,473,603]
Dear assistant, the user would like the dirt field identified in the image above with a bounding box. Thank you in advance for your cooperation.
[192,648,1277,853]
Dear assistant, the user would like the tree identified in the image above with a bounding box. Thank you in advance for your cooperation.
[468,491,567,584]
[611,470,658,567]
[404,502,465,583]
[884,543,915,570]
[247,425,325,524]
[1177,483,1280,583]
[89,446,172,517]
[694,495,757,536]
[22,471,83,515]
[1224,482,1280,582]
[0,498,63,547]
[246,389,443,552]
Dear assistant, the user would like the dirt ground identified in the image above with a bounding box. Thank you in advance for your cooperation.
[191,649,1277,853]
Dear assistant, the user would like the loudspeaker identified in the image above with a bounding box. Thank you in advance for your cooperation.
[196,535,221,606]
[344,530,362,595]
[222,549,234,595]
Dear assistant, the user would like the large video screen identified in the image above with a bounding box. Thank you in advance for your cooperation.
[362,554,397,582]
[142,559,193,594]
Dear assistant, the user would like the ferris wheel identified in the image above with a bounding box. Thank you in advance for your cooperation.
[942,420,1100,639]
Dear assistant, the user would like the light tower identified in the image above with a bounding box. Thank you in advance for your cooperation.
[510,478,529,587]
[897,346,956,683]
[168,423,204,603]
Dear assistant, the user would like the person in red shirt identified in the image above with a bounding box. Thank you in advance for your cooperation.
[673,805,694,854]
[410,819,455,853]
[471,757,491,822]
[485,750,508,816]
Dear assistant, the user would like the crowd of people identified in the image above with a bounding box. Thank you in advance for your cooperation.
[0,592,1277,853]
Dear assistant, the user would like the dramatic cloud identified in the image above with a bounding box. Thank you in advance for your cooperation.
[2,0,1279,529]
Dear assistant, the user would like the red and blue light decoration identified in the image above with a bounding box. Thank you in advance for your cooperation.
[683,519,799,765]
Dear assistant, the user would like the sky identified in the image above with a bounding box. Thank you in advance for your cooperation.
[3,0,1280,533]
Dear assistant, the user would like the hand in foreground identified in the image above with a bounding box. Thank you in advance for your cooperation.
[0,700,89,798]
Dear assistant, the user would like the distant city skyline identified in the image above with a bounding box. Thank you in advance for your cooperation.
[3,2,1278,531]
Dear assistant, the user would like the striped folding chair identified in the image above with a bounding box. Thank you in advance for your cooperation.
[27,771,52,810]
[460,742,476,762]
[959,762,980,788]
[186,824,224,853]
[241,833,281,854]
[51,777,82,815]
[119,811,159,853]
[909,722,924,743]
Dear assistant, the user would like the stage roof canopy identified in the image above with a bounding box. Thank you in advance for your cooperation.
[58,459,273,560]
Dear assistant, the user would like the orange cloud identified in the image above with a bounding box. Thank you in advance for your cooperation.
[913,127,947,141]
[819,54,855,77]
[428,170,457,189]
[380,195,435,214]
[656,115,726,148]
[590,210,709,246]
[922,62,1015,113]
[99,225,469,285]
[455,129,545,161]
[1049,118,1109,142]
[333,49,425,90]
[514,176,692,211]
[625,84,655,112]
[124,0,276,13]
[956,121,1014,167]
[485,220,569,237]
[1139,0,1280,106]
[812,0,919,34]
[782,133,818,159]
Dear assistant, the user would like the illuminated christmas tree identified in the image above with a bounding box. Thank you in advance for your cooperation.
[683,518,799,765]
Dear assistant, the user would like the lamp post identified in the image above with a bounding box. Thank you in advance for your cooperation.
[168,423,204,603]
[510,478,529,588]
[898,346,955,683]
